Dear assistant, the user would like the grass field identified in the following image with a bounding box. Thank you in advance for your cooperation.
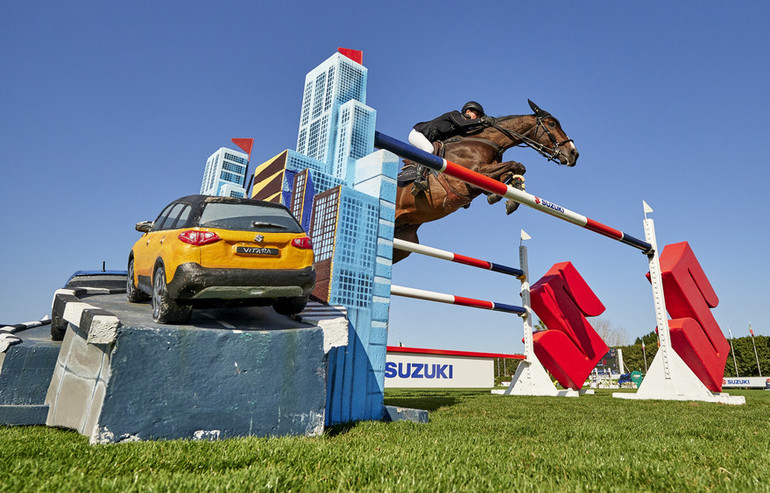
[1,389,768,491]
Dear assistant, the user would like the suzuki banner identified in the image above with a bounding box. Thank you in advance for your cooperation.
[385,346,523,388]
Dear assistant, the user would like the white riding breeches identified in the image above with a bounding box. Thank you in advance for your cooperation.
[408,129,434,154]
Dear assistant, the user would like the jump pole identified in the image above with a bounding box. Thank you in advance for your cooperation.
[392,233,577,397]
[375,131,651,253]
[377,131,745,404]
[390,285,525,315]
[389,240,525,315]
[393,238,524,278]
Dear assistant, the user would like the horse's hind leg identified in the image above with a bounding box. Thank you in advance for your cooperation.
[393,224,420,263]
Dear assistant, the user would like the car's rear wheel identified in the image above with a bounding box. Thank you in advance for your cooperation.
[127,257,149,303]
[152,264,192,324]
[273,296,308,316]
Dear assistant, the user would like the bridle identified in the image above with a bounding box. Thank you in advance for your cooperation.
[488,114,574,165]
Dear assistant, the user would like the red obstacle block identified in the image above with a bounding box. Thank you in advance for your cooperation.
[530,262,608,390]
[650,242,729,392]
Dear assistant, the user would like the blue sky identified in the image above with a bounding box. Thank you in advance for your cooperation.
[2,1,768,354]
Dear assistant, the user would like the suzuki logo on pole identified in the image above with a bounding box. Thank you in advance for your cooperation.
[534,196,565,214]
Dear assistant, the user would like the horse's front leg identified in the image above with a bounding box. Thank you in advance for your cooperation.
[487,161,526,211]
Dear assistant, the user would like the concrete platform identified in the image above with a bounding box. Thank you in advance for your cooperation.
[44,290,346,443]
[0,323,60,425]
[1,274,428,440]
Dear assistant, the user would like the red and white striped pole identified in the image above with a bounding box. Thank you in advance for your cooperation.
[375,132,652,254]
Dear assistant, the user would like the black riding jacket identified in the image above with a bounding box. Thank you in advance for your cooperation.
[413,111,486,142]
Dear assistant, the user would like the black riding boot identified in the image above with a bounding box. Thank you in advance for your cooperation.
[411,165,429,196]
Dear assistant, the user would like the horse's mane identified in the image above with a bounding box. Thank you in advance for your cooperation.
[494,114,528,122]
[493,113,560,126]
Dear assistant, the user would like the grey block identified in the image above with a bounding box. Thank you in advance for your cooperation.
[45,293,330,444]
[383,405,429,424]
[94,326,326,443]
[0,323,61,425]
[0,330,61,407]
[0,405,49,425]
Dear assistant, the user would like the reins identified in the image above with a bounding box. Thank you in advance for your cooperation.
[485,115,573,165]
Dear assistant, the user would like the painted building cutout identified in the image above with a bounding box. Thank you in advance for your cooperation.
[308,187,340,302]
[201,147,249,198]
[247,49,397,425]
[290,169,315,232]
[251,151,288,203]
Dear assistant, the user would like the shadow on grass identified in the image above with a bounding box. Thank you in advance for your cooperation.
[324,390,485,436]
[325,422,361,437]
[384,388,487,412]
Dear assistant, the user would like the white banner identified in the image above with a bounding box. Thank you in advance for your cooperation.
[385,352,494,388]
[722,377,770,389]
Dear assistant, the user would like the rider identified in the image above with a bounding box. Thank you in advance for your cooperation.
[408,101,489,192]
[409,101,488,153]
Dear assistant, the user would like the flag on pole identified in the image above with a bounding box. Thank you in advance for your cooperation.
[641,340,645,350]
[338,47,363,64]
[231,138,254,189]
[231,138,253,157]
[748,322,763,376]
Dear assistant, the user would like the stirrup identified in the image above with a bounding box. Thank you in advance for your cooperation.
[411,179,428,196]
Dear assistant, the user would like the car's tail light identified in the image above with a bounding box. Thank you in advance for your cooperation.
[291,236,313,249]
[178,230,221,246]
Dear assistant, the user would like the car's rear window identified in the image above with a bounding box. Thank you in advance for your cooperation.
[198,203,304,233]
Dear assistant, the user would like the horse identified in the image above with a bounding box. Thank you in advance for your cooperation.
[393,100,578,263]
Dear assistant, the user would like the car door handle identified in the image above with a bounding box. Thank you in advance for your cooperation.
[160,236,165,245]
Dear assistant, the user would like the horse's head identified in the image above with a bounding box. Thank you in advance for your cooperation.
[526,100,579,167]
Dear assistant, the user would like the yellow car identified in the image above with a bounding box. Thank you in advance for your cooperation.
[127,195,315,323]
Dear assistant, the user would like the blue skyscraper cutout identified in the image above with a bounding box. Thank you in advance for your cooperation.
[250,48,398,424]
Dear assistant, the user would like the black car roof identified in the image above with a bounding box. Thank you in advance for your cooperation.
[172,195,290,211]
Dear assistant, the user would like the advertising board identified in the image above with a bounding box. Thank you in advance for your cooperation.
[385,346,523,389]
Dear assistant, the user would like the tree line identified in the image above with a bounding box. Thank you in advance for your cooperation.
[494,329,768,380]
[619,332,769,377]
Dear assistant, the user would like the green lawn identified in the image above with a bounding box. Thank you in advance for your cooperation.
[1,389,768,491]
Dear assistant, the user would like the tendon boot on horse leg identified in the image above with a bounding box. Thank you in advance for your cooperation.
[487,174,526,205]
[505,174,526,214]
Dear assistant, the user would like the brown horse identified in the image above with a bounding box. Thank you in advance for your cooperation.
[394,100,578,263]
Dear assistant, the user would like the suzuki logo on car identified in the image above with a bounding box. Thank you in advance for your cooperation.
[254,234,264,243]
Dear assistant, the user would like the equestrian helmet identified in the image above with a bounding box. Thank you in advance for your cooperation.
[462,101,485,116]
